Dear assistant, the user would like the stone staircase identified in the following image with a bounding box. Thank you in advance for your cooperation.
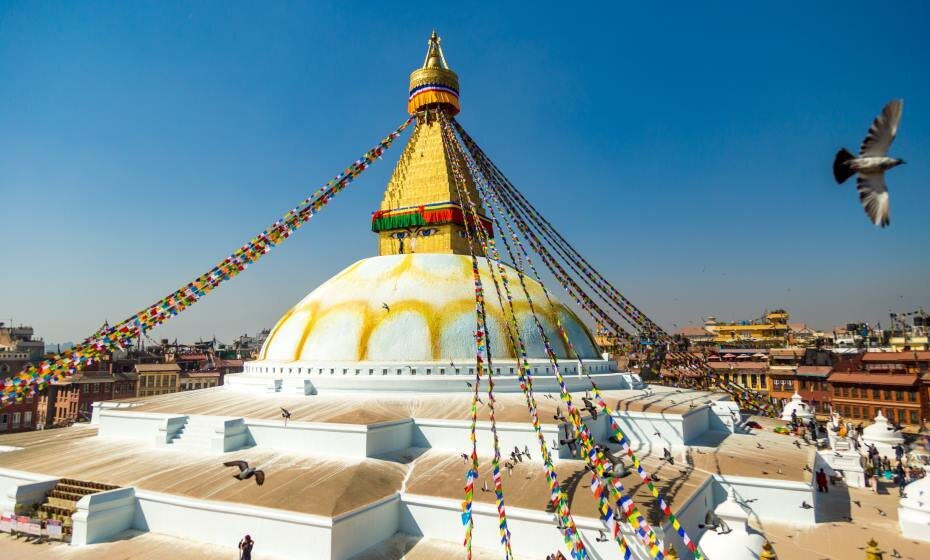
[166,416,251,452]
[167,417,218,451]
[34,478,119,540]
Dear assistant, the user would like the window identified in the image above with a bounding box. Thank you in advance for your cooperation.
[896,390,903,401]
[909,391,917,402]
[426,369,431,375]
[750,375,757,387]
[439,368,445,375]
[872,389,880,399]
[93,383,100,393]
[883,390,891,400]
[82,384,89,394]
[24,411,32,425]
[852,406,860,418]
[910,411,919,424]
[0,413,8,429]
[12,412,21,427]
[851,387,858,398]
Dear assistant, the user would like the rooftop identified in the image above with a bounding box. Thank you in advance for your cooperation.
[134,363,181,373]
[827,372,919,386]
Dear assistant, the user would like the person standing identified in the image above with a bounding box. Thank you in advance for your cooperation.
[239,534,254,560]
[894,443,905,462]
[896,462,908,495]
[816,468,829,493]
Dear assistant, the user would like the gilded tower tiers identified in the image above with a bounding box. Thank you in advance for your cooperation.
[372,32,491,257]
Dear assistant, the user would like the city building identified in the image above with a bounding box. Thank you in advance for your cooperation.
[706,349,769,392]
[888,309,929,352]
[828,352,926,430]
[133,363,180,398]
[0,394,37,434]
[36,371,138,428]
[179,371,221,391]
[231,329,271,359]
[702,310,790,348]
[675,325,716,349]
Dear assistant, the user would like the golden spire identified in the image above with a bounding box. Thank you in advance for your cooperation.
[408,31,460,115]
[371,32,489,257]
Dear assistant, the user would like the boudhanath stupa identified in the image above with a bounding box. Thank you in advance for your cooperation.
[2,33,927,560]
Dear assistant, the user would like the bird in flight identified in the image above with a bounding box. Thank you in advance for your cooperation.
[280,407,291,427]
[381,302,391,312]
[223,460,265,486]
[833,99,905,227]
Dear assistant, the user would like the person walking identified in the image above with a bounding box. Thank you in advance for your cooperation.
[239,534,254,560]
[816,468,829,493]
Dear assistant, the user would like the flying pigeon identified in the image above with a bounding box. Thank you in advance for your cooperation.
[224,460,265,486]
[581,397,598,420]
[833,99,905,227]
[559,435,579,456]
[381,302,391,312]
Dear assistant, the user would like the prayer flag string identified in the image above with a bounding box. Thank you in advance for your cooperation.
[0,117,414,407]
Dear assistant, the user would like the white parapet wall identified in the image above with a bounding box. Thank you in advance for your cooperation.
[134,490,334,559]
[96,410,187,442]
[71,487,137,546]
[245,419,413,458]
[399,493,655,559]
[413,418,565,460]
[0,473,58,519]
[330,495,401,559]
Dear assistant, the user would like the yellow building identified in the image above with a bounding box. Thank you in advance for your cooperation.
[704,310,790,348]
[133,363,180,398]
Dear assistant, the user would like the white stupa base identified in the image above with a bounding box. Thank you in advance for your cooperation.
[232,359,640,394]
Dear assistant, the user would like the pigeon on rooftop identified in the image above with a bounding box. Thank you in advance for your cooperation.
[280,407,292,426]
[833,99,905,227]
[223,460,265,486]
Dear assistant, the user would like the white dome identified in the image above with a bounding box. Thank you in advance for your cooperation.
[258,254,600,364]
[862,411,904,445]
[781,392,814,422]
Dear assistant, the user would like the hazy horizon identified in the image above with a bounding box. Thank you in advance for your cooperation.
[2,2,928,345]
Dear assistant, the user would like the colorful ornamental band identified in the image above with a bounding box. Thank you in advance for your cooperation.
[371,202,492,235]
[408,82,460,115]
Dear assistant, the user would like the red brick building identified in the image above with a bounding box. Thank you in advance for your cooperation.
[0,394,38,434]
[37,371,138,428]
[828,352,928,431]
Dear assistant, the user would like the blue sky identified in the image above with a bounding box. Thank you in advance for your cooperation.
[1,1,928,344]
